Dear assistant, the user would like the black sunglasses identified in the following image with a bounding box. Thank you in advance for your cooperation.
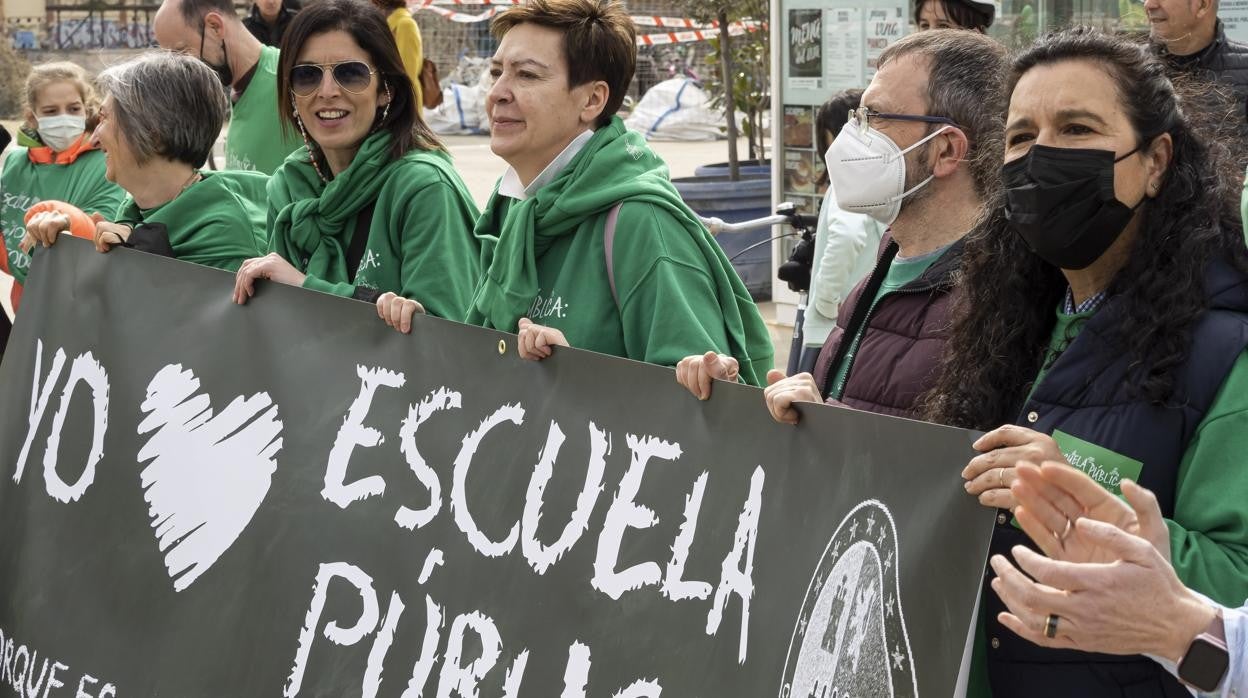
[290,60,377,96]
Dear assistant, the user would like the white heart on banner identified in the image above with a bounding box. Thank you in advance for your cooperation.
[137,364,284,592]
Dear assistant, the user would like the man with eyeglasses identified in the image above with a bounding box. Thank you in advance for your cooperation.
[154,0,303,174]
[675,29,1007,423]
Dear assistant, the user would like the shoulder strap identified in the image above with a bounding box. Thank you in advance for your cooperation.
[604,202,624,308]
[345,201,378,283]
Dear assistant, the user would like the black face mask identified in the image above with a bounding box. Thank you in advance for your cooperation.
[199,21,234,87]
[1002,144,1146,271]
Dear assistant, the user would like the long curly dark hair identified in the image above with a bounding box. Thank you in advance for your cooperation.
[922,27,1248,430]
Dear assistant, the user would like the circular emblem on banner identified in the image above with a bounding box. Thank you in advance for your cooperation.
[778,499,918,698]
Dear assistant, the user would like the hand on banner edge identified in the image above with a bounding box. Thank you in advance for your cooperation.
[516,317,568,360]
[675,351,740,400]
[376,292,426,334]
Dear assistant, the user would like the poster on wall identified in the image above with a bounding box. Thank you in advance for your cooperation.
[788,9,825,90]
[825,6,865,87]
[779,0,910,237]
[1222,0,1248,42]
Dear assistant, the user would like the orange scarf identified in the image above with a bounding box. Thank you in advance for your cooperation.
[26,132,97,165]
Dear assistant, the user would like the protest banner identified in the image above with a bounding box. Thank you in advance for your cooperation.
[0,239,995,696]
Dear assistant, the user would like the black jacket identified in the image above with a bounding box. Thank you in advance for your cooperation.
[985,258,1248,698]
[1160,20,1248,121]
[243,0,301,47]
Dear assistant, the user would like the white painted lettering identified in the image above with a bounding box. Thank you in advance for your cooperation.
[399,595,445,698]
[451,404,524,558]
[15,341,67,484]
[434,611,502,698]
[362,592,405,698]
[395,388,461,530]
[42,353,109,503]
[521,422,608,575]
[592,434,682,600]
[661,471,713,601]
[706,465,764,663]
[285,562,381,697]
[324,366,405,508]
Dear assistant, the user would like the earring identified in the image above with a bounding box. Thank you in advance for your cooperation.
[293,101,329,184]
[373,83,392,132]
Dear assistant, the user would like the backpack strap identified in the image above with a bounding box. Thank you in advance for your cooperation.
[604,202,624,308]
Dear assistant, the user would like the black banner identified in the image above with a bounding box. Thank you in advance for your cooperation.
[0,239,994,697]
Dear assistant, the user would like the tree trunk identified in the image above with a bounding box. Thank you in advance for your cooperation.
[718,8,740,182]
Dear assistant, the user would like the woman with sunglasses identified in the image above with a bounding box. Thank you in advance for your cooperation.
[231,0,481,321]
[21,52,268,272]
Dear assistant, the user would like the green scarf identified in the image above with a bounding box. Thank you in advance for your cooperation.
[269,131,454,283]
[467,117,773,386]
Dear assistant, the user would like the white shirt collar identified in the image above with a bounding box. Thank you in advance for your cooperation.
[498,128,595,201]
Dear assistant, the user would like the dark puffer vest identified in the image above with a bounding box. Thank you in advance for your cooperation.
[812,236,963,419]
[985,259,1248,698]
[1160,20,1248,121]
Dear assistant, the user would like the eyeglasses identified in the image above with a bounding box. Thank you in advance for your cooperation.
[290,60,378,97]
[848,106,961,135]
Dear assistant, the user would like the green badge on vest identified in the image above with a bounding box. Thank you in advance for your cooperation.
[1051,429,1144,496]
[1010,429,1144,529]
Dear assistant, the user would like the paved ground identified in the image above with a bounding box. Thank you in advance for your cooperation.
[0,125,792,367]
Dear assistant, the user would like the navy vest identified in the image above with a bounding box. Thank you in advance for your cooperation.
[985,260,1248,697]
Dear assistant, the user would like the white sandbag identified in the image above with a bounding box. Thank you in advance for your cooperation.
[425,83,489,136]
[624,78,728,142]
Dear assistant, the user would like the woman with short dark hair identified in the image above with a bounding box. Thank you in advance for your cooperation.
[377,0,774,383]
[926,27,1248,697]
[232,0,481,322]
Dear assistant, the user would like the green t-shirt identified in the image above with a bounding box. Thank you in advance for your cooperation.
[969,304,1248,697]
[226,46,303,175]
[1,148,125,284]
[478,195,749,368]
[115,170,268,272]
[827,246,944,399]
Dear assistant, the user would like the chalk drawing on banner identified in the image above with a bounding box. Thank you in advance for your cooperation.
[136,364,284,592]
[778,499,918,698]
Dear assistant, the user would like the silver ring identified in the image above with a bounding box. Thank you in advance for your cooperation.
[1044,613,1059,639]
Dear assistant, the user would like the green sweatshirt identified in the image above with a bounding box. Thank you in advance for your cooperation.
[226,46,303,175]
[267,133,482,320]
[969,305,1248,697]
[467,117,774,384]
[1,148,124,284]
[114,170,268,272]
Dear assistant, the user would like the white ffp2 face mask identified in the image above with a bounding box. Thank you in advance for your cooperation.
[825,123,950,226]
[36,114,87,153]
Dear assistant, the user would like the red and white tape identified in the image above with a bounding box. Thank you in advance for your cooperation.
[411,3,763,46]
[636,22,760,46]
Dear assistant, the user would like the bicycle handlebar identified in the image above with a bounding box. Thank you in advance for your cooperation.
[701,214,790,235]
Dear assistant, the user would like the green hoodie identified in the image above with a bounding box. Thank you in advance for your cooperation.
[467,117,774,385]
[267,132,483,320]
[2,148,125,284]
[114,170,268,272]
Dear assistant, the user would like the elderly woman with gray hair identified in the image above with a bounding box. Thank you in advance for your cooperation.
[23,51,267,272]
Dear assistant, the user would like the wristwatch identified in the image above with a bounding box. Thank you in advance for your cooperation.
[1178,608,1230,693]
